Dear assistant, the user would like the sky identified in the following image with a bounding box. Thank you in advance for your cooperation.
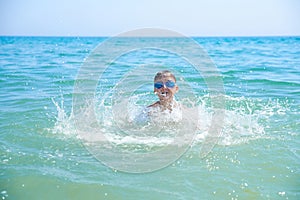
[1,0,299,36]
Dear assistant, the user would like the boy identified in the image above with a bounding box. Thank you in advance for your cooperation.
[148,70,179,112]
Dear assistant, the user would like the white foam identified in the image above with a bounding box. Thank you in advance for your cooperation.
[50,94,289,146]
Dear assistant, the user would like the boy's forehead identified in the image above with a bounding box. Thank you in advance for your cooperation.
[155,75,175,81]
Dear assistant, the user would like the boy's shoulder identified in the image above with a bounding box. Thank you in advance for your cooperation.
[147,101,160,108]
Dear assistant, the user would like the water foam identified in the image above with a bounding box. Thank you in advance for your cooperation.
[50,94,289,147]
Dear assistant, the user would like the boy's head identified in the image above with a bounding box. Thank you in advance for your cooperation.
[153,70,179,102]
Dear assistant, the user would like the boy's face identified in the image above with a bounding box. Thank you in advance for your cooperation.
[154,76,178,102]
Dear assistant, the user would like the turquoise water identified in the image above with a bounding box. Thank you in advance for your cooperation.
[1,36,299,199]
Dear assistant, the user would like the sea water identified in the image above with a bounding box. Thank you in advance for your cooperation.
[1,36,299,199]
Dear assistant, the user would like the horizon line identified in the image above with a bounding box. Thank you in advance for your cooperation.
[1,34,300,38]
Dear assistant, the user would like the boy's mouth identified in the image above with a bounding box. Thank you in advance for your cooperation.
[160,91,169,97]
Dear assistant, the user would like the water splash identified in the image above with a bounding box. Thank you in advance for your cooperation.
[50,94,289,146]
[50,98,75,137]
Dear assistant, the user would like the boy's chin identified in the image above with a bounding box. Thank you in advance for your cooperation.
[159,95,173,101]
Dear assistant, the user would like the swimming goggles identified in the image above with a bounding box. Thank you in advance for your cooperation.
[154,80,176,89]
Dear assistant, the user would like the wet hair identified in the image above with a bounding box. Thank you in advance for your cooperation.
[154,70,176,82]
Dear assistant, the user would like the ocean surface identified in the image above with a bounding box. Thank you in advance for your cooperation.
[1,36,299,199]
